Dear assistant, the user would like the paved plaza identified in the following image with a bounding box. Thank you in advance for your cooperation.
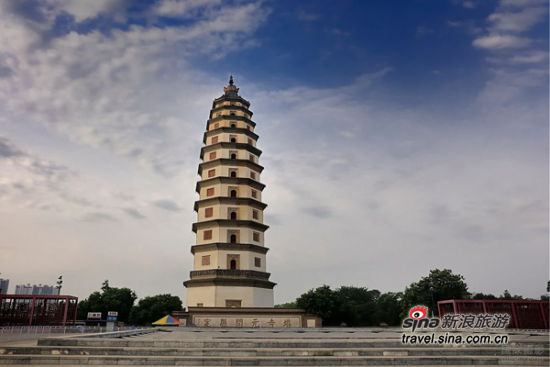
[0,327,548,366]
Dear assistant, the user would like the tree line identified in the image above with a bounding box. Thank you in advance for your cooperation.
[77,280,183,325]
[77,269,546,326]
[277,268,546,326]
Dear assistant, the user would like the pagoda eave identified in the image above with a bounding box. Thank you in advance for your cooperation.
[191,242,269,255]
[193,197,267,211]
[200,142,262,159]
[189,269,271,279]
[192,219,269,233]
[213,95,250,107]
[195,177,265,193]
[206,115,256,128]
[197,159,264,175]
[184,278,276,290]
[203,128,258,143]
[210,105,253,118]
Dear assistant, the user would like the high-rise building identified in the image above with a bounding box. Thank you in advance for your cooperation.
[15,284,33,295]
[33,284,59,295]
[0,278,9,294]
[184,77,275,308]
[15,283,59,295]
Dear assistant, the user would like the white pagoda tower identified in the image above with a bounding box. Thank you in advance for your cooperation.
[184,77,275,308]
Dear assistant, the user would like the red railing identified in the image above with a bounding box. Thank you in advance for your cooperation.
[0,294,78,326]
[438,299,549,329]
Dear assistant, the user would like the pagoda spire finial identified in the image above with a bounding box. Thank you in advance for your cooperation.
[224,75,239,95]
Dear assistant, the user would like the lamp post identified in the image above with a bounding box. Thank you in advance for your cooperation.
[56,275,63,295]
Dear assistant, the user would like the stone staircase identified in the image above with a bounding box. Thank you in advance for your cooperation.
[0,328,548,365]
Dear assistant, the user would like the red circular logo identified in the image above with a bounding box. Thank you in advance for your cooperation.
[409,306,428,319]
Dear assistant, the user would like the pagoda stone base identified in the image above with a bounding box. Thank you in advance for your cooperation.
[173,307,321,328]
[185,283,274,308]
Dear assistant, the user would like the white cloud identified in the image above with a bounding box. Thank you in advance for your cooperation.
[488,5,547,33]
[499,0,547,8]
[471,0,548,105]
[0,136,92,211]
[472,0,547,49]
[0,0,546,304]
[154,0,222,18]
[0,0,270,176]
[49,0,127,22]
[509,50,548,64]
[473,34,531,49]
[477,66,548,104]
[250,75,548,300]
[0,0,274,302]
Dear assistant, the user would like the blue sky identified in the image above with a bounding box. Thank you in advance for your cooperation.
[0,0,548,304]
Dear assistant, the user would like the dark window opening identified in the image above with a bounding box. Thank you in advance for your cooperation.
[230,171,237,178]
[230,190,237,197]
[231,153,237,159]
[230,259,237,269]
[230,137,236,143]
[230,212,237,220]
[230,234,237,244]
[231,123,236,128]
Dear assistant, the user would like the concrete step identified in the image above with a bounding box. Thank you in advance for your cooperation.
[2,366,525,367]
[36,338,550,349]
[0,354,548,365]
[1,346,548,357]
[2,329,546,365]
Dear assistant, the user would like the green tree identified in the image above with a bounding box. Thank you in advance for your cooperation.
[77,291,102,320]
[128,294,183,325]
[335,286,380,326]
[275,302,297,308]
[402,269,470,316]
[375,292,403,326]
[296,285,340,325]
[500,290,523,300]
[471,292,497,300]
[77,281,137,323]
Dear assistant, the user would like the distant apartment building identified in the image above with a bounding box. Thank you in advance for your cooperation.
[0,279,9,294]
[15,284,32,295]
[15,284,59,295]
